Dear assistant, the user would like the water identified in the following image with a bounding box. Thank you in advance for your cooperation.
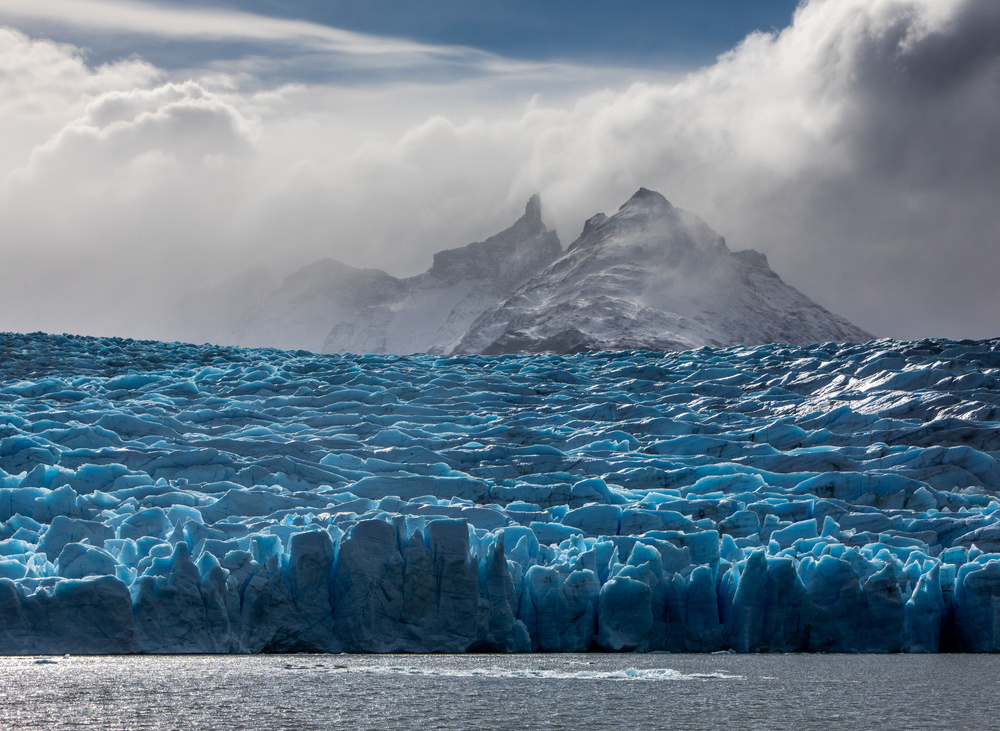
[0,653,994,730]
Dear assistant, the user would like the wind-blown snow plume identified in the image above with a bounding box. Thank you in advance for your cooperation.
[0,0,998,342]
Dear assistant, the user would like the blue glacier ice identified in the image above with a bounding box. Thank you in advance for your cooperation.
[2,332,1000,653]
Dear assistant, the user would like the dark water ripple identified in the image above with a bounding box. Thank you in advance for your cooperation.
[0,654,994,730]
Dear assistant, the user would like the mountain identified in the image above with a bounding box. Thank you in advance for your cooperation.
[199,188,869,354]
[322,194,561,354]
[452,188,872,354]
[220,260,409,352]
[208,195,560,354]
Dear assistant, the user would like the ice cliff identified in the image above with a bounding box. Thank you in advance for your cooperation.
[1,332,1000,653]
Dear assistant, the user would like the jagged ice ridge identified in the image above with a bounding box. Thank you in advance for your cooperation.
[2,332,1000,653]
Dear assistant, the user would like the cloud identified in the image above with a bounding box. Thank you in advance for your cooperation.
[0,0,998,343]
[0,27,161,172]
[0,0,562,86]
[1,0,452,53]
[0,36,259,337]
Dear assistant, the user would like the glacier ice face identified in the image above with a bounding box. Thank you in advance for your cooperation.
[1,331,1000,653]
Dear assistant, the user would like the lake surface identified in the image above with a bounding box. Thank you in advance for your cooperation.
[1,653,994,730]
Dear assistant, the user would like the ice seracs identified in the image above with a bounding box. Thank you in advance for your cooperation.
[1,332,1000,654]
[454,188,871,354]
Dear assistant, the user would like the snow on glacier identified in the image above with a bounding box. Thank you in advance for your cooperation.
[2,331,1000,653]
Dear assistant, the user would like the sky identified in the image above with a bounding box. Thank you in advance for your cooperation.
[0,0,998,343]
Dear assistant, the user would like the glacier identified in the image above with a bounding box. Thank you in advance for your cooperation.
[1,331,1000,653]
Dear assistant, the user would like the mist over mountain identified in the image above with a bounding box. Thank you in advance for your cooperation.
[2,1,997,343]
[196,189,869,354]
[323,195,562,355]
[202,195,561,354]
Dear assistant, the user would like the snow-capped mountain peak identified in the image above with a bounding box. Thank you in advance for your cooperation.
[426,193,558,290]
[187,188,870,355]
[619,186,672,212]
[320,195,562,354]
[454,188,871,354]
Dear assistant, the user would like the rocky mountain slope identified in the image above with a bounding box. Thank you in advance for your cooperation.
[217,195,560,354]
[453,189,872,354]
[209,188,870,354]
[322,194,561,354]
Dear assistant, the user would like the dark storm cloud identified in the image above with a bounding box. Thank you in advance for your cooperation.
[742,0,1000,338]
